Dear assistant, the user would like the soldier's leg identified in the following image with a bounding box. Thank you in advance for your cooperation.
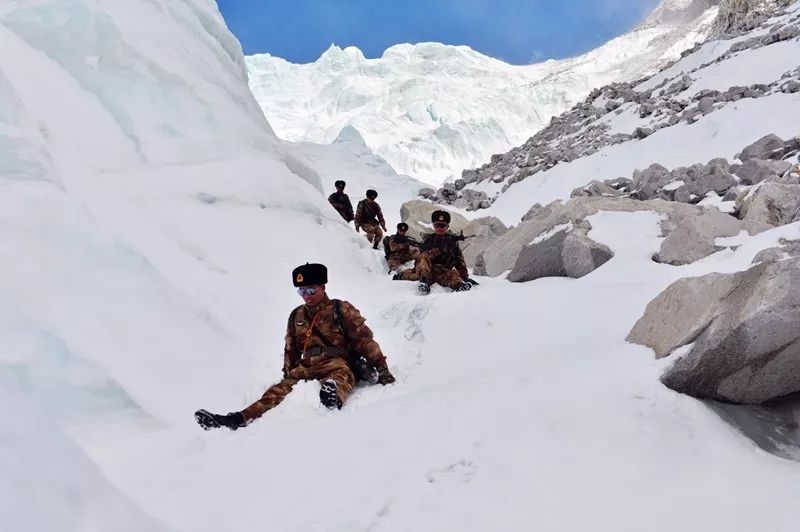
[396,254,431,281]
[362,223,377,245]
[432,267,464,289]
[241,378,298,422]
[316,358,356,405]
[387,257,403,271]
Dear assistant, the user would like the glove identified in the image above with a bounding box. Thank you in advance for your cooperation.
[377,366,396,385]
[466,277,480,287]
[195,409,246,431]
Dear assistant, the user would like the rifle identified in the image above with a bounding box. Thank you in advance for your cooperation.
[418,230,475,252]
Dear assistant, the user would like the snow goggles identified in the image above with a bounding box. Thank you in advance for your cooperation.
[433,222,448,228]
[296,287,318,297]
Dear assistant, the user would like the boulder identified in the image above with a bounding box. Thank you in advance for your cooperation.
[752,239,800,264]
[399,200,470,240]
[460,216,509,269]
[628,258,800,404]
[507,221,613,282]
[482,197,708,277]
[737,134,784,161]
[734,158,792,185]
[698,96,715,115]
[630,163,670,199]
[656,210,741,265]
[418,187,436,199]
[738,182,800,233]
[570,180,625,198]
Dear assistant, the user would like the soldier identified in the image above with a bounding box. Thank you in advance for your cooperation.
[393,210,476,295]
[328,179,354,222]
[354,189,386,250]
[194,263,395,430]
[385,222,420,273]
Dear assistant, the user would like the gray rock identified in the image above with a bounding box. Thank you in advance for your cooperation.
[698,96,715,114]
[737,134,785,161]
[639,103,657,118]
[461,216,509,268]
[507,222,613,282]
[633,127,653,139]
[454,179,467,191]
[604,177,632,191]
[570,180,625,198]
[656,210,741,265]
[784,80,800,94]
[739,182,800,233]
[735,158,792,185]
[400,200,470,240]
[752,239,800,264]
[521,203,544,222]
[631,163,670,199]
[605,100,622,112]
[629,258,800,404]
[418,187,436,199]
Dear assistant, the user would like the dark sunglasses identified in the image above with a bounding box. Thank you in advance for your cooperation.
[297,287,318,297]
[433,222,448,229]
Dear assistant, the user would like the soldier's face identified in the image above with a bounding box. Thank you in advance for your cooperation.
[433,222,448,235]
[336,186,344,192]
[299,284,326,306]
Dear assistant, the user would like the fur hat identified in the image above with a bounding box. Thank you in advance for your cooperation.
[334,180,346,188]
[292,263,327,287]
[366,189,378,199]
[397,222,409,231]
[431,210,451,224]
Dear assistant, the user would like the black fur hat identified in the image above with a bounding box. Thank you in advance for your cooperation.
[366,189,378,199]
[335,180,346,188]
[431,210,451,224]
[397,222,409,231]
[292,263,327,287]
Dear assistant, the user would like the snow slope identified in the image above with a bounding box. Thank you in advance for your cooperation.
[246,0,719,186]
[3,1,800,532]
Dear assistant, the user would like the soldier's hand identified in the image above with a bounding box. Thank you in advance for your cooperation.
[377,367,395,385]
[195,409,246,431]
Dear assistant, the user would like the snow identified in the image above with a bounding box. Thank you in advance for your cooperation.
[246,2,719,186]
[3,1,800,532]
[488,91,800,225]
[662,179,686,191]
[529,222,573,245]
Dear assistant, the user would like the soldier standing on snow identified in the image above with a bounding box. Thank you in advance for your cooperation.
[354,189,387,250]
[328,179,354,223]
[393,210,476,295]
[385,222,420,273]
[195,263,395,430]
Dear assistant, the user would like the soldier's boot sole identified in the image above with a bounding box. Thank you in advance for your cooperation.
[320,380,342,410]
[194,409,220,430]
[417,282,431,295]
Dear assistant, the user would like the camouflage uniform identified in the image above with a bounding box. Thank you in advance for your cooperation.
[397,233,469,289]
[355,199,385,247]
[242,295,389,421]
[328,191,354,222]
[387,234,420,271]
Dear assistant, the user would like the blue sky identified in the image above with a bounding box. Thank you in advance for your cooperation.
[217,0,661,65]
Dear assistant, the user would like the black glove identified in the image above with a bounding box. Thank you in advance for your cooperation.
[377,366,396,385]
[354,356,379,385]
[466,277,480,287]
[195,409,246,431]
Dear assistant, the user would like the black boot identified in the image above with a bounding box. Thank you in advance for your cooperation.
[354,356,379,385]
[454,281,472,292]
[418,281,431,295]
[319,380,342,409]
[195,409,246,431]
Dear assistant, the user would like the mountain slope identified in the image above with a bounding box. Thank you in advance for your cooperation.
[246,0,719,186]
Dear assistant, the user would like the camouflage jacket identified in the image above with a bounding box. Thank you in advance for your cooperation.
[388,234,419,261]
[419,233,469,280]
[283,295,387,378]
[328,191,354,222]
[354,199,385,228]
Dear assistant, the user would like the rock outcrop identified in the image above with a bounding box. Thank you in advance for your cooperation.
[628,258,800,404]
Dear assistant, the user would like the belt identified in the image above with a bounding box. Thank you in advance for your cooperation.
[302,345,350,359]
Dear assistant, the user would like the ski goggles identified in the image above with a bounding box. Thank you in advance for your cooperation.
[433,222,449,229]
[296,287,319,297]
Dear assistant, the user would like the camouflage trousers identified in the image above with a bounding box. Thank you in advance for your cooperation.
[397,254,463,288]
[387,250,419,271]
[360,223,383,248]
[241,356,356,421]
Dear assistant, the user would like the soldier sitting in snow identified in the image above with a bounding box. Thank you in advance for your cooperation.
[384,222,420,273]
[195,263,395,430]
[393,210,477,295]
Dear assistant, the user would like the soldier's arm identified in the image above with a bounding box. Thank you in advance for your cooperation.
[354,201,363,228]
[344,196,354,219]
[377,204,385,224]
[388,237,406,253]
[340,301,388,370]
[282,313,300,378]
[454,245,469,281]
